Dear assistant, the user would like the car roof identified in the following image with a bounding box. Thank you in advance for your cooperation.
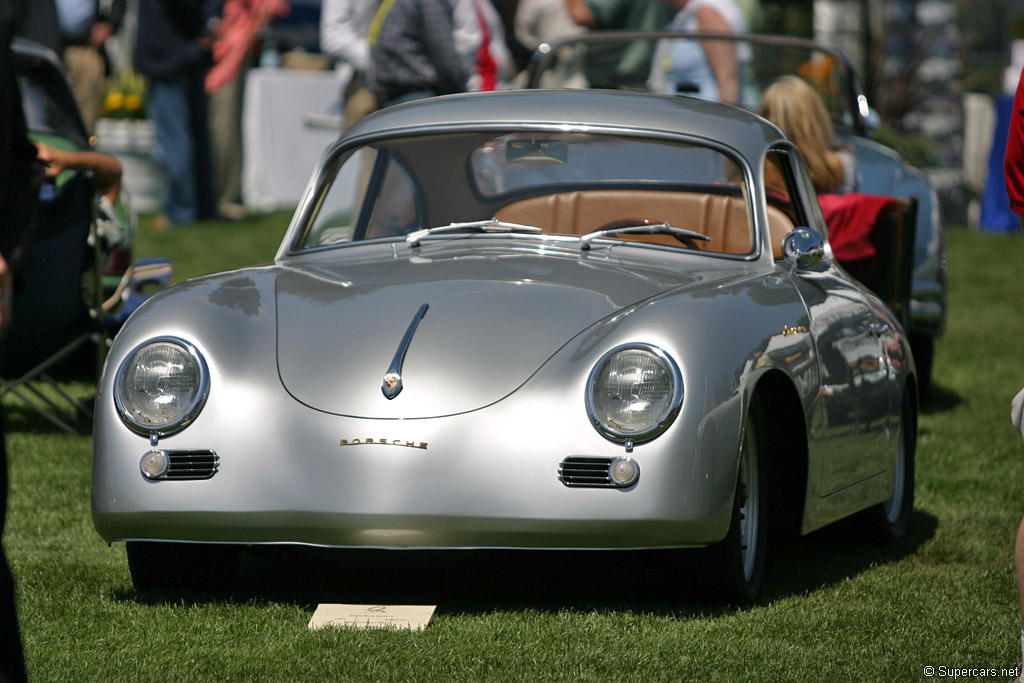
[339,89,786,162]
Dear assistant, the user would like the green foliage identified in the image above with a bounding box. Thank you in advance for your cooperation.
[757,0,813,38]
[872,124,939,169]
[5,223,1024,681]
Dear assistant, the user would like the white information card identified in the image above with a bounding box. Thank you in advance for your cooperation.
[307,604,437,631]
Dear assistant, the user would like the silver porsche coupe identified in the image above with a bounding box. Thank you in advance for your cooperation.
[92,89,917,604]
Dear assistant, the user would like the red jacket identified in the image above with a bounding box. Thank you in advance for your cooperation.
[1005,70,1024,214]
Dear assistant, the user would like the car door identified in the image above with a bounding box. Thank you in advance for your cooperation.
[766,146,892,495]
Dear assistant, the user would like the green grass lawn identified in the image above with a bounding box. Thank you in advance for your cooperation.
[5,219,1024,681]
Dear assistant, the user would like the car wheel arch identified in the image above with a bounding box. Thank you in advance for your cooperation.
[749,370,809,542]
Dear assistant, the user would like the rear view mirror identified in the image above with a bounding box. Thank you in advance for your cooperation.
[507,139,568,164]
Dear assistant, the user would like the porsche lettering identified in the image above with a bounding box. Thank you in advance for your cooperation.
[339,439,428,450]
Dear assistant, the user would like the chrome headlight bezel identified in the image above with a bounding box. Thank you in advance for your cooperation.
[585,343,683,444]
[113,337,210,438]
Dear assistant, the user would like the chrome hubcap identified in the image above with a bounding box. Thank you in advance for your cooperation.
[883,422,906,524]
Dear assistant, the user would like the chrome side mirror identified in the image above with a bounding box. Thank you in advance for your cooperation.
[783,227,826,274]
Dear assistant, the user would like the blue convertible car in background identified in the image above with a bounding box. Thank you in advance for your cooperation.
[93,88,917,604]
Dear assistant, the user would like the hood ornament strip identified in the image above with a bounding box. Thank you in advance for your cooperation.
[382,303,429,399]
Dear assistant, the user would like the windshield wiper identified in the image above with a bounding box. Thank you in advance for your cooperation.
[406,219,542,247]
[579,221,711,251]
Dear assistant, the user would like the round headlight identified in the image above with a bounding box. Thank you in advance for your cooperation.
[115,338,209,436]
[586,344,682,443]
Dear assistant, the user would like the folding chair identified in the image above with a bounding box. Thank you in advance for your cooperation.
[102,256,174,328]
[0,170,177,433]
[0,168,109,433]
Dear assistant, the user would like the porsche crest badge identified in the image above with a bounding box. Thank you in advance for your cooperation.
[382,372,402,398]
[381,303,429,400]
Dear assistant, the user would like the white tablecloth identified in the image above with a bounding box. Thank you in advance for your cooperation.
[242,67,349,210]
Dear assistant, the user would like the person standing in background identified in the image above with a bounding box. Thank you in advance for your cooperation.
[205,0,289,220]
[462,0,513,92]
[515,0,583,54]
[563,0,673,87]
[486,0,529,73]
[135,0,218,227]
[368,0,470,107]
[320,0,380,127]
[647,0,747,103]
[54,0,126,135]
[11,0,61,56]
[564,0,672,33]
[514,0,586,87]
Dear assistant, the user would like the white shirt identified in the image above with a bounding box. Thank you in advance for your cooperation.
[514,0,584,49]
[648,0,749,101]
[320,0,380,72]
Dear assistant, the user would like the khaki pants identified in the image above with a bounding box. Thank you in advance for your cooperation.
[343,71,378,128]
[208,76,244,208]
[63,45,105,136]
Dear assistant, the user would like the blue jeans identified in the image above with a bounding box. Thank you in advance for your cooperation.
[146,65,213,223]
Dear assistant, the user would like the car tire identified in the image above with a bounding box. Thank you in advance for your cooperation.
[853,388,916,543]
[700,401,768,605]
[126,541,241,594]
[910,333,933,402]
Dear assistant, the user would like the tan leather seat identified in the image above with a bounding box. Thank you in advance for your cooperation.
[495,189,792,256]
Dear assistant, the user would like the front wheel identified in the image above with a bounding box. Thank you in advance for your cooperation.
[910,334,934,403]
[700,402,768,604]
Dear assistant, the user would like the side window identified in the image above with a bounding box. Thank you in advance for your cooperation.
[363,157,420,239]
[788,149,829,236]
[764,147,831,259]
[302,148,422,247]
[304,148,378,247]
[763,150,801,259]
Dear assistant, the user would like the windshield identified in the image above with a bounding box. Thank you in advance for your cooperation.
[296,130,756,256]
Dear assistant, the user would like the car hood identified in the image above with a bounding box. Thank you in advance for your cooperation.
[275,245,695,418]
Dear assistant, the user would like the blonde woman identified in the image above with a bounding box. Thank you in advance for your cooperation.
[757,75,859,195]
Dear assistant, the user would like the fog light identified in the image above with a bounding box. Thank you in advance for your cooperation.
[609,457,639,487]
[140,450,169,479]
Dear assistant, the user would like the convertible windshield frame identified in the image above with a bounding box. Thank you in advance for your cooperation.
[523,31,869,135]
